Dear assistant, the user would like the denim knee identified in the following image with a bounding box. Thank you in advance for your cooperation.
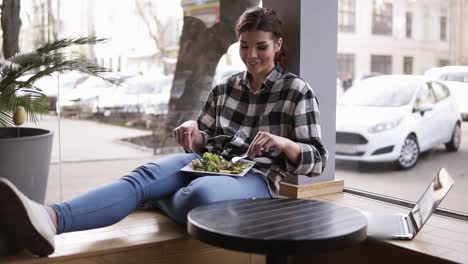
[162,177,236,224]
[157,174,271,225]
[182,179,222,207]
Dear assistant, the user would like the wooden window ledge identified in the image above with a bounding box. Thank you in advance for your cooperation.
[1,182,467,264]
[313,191,468,264]
[0,210,264,264]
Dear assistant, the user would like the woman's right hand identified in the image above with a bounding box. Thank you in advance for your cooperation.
[173,120,201,151]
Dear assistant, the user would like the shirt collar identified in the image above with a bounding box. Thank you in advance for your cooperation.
[239,63,284,91]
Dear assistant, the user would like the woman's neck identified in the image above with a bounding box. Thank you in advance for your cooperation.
[249,76,263,92]
[248,65,275,92]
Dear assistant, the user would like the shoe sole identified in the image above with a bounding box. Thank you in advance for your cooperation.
[0,180,54,257]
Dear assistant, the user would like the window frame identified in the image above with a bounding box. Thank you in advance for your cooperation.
[429,81,450,101]
[269,0,468,223]
[344,188,468,221]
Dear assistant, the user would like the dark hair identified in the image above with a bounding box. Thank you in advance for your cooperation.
[235,7,287,69]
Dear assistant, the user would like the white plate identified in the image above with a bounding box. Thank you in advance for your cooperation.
[180,159,255,177]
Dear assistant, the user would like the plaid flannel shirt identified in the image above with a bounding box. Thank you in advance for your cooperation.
[197,64,328,196]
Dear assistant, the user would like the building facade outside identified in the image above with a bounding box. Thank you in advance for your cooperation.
[337,0,468,83]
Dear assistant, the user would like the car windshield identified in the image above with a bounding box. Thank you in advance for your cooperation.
[339,77,419,107]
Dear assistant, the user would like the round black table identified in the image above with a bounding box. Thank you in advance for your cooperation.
[187,198,367,264]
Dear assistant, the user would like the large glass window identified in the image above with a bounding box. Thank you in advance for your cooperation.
[372,1,393,35]
[338,0,356,33]
[1,0,257,204]
[337,0,468,215]
[4,0,467,218]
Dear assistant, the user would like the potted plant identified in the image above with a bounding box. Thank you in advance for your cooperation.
[0,37,116,204]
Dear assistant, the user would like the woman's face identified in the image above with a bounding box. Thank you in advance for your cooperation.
[239,30,282,79]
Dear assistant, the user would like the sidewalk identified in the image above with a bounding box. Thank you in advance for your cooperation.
[32,116,155,163]
[28,116,170,204]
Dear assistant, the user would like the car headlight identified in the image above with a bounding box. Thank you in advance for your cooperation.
[368,118,402,133]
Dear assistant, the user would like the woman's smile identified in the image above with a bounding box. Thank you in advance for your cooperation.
[239,30,282,84]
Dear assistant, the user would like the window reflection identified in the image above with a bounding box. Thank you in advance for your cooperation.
[336,0,468,214]
[7,0,467,215]
[11,0,261,204]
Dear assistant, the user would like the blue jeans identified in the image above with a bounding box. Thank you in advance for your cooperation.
[51,153,271,234]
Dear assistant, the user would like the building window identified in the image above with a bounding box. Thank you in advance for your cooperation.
[338,0,356,32]
[372,1,393,35]
[440,16,447,41]
[337,53,355,90]
[403,56,413,74]
[438,59,450,66]
[371,55,392,74]
[405,12,412,38]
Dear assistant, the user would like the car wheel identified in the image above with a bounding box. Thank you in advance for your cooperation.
[396,135,419,170]
[445,122,461,152]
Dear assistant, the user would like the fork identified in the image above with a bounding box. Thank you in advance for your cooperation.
[231,148,264,163]
[231,153,248,163]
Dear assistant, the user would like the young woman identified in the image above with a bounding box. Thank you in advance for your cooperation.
[0,7,327,257]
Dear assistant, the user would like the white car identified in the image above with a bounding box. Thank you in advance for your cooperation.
[97,75,173,115]
[424,66,468,120]
[336,75,461,169]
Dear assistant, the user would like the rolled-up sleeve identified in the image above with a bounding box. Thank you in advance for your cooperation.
[285,84,328,177]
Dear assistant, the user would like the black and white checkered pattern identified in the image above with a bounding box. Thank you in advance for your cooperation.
[197,64,328,196]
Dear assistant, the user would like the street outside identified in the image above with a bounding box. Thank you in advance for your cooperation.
[36,117,468,214]
[30,117,158,204]
[336,121,468,213]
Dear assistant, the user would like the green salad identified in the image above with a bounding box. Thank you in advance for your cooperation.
[191,152,251,174]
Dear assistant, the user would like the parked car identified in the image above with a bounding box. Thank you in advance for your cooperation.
[18,72,88,112]
[97,74,173,116]
[424,66,468,121]
[59,76,115,118]
[58,73,135,118]
[336,75,461,169]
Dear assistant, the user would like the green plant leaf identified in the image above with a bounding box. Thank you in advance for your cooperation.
[0,36,116,127]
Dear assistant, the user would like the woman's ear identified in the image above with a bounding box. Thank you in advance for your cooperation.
[275,37,283,52]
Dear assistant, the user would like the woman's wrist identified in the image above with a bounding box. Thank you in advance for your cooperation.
[192,131,205,152]
[283,139,301,165]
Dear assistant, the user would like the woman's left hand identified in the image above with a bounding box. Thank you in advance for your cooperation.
[246,131,287,158]
[247,131,301,164]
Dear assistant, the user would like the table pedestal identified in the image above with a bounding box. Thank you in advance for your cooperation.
[266,254,287,264]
